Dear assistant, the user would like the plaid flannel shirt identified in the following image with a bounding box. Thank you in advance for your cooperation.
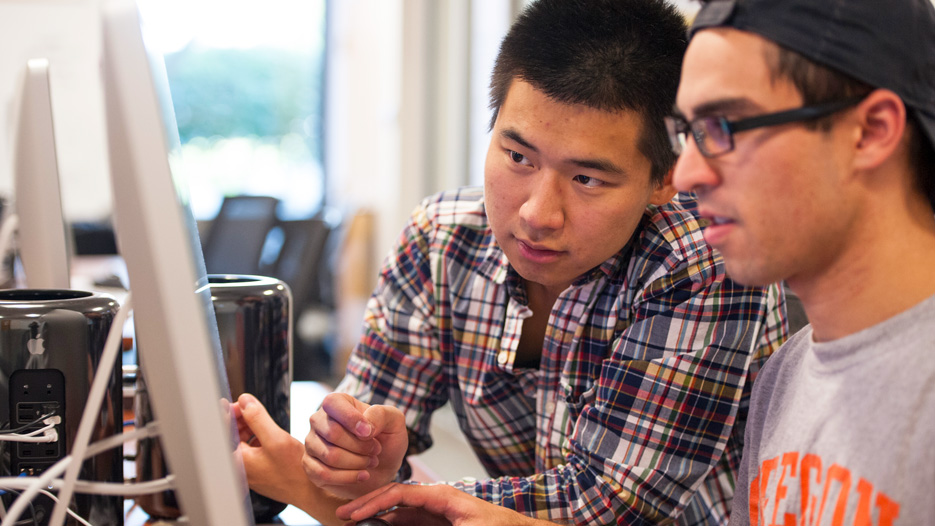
[337,186,788,525]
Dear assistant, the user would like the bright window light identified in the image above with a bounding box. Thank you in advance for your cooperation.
[136,0,326,220]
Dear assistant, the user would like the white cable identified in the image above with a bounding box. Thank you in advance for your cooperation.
[1,293,133,526]
[36,490,93,526]
[0,474,175,497]
[70,475,175,496]
[0,413,58,438]
[0,426,56,443]
[0,421,165,526]
[0,414,157,526]
[48,292,132,526]
[16,417,58,438]
[90,421,159,457]
[0,454,73,526]
[20,421,55,437]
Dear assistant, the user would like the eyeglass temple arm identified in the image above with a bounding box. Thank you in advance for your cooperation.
[729,96,866,133]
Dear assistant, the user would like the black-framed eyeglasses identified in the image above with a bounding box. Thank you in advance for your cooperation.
[665,95,865,158]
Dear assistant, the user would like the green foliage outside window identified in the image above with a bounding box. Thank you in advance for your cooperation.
[164,46,323,162]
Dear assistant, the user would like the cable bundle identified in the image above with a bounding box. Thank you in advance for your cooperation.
[0,294,179,526]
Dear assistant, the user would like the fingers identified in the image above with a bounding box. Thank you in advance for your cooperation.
[237,393,286,446]
[336,484,397,520]
[303,394,410,498]
[362,404,407,437]
[361,404,409,483]
[310,395,380,455]
[302,431,378,485]
[337,483,466,523]
[339,484,520,526]
[233,398,305,504]
[311,394,407,453]
[321,393,377,440]
[304,393,382,487]
[231,401,253,443]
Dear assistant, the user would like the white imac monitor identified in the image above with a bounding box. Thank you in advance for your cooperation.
[101,1,254,524]
[9,58,72,289]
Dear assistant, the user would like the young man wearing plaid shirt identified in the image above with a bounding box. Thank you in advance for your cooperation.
[235,0,789,524]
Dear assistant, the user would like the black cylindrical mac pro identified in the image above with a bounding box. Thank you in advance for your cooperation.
[0,289,123,526]
[135,275,292,522]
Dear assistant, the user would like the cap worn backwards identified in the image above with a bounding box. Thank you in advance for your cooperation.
[689,0,935,153]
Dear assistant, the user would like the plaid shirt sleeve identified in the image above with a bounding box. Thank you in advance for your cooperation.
[454,213,788,524]
[336,197,456,454]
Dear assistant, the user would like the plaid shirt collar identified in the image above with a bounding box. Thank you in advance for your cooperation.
[476,198,637,304]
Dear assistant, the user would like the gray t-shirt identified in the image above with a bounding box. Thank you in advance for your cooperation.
[730,293,935,525]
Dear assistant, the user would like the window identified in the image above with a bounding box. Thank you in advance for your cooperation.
[137,0,326,220]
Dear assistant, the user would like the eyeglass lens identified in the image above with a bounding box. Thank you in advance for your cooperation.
[665,117,687,154]
[694,117,732,157]
[665,116,732,157]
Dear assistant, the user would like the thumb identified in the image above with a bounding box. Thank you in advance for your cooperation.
[361,404,406,437]
[238,393,281,442]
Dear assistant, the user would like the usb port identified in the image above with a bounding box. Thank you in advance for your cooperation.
[16,403,40,423]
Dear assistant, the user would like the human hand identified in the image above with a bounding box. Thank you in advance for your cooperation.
[234,393,314,508]
[336,483,557,526]
[304,393,408,499]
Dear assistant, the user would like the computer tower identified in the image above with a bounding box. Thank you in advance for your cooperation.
[0,289,123,526]
[135,274,291,522]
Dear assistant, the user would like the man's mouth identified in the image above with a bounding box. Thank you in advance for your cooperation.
[516,239,563,263]
[700,214,736,246]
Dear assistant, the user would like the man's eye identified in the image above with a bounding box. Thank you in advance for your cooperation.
[573,174,602,187]
[509,150,528,164]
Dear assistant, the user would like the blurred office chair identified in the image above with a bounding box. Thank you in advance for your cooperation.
[201,195,280,275]
[261,210,344,382]
[72,220,118,255]
[265,217,334,310]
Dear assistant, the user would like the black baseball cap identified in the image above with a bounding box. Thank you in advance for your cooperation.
[689,0,935,154]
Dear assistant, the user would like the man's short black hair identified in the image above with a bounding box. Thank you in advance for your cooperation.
[489,0,688,185]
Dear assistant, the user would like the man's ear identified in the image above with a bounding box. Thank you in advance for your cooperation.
[852,89,907,171]
[649,168,678,205]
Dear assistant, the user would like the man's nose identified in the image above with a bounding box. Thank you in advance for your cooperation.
[519,174,564,232]
[672,136,719,195]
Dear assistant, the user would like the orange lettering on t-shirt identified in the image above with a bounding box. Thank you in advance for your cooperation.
[817,464,851,526]
[750,472,761,526]
[877,492,901,526]
[854,478,874,526]
[758,457,780,526]
[770,452,799,526]
[747,453,903,526]
[800,453,822,526]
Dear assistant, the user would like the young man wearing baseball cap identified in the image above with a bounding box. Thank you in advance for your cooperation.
[670,0,935,523]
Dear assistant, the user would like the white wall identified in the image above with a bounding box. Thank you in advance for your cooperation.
[0,0,111,222]
[324,0,403,269]
[325,0,517,269]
